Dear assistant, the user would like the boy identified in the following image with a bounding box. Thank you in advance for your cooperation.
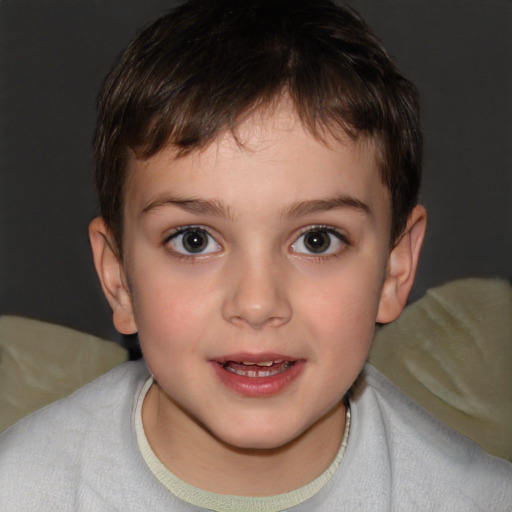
[1,0,511,509]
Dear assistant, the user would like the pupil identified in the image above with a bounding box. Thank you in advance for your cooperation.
[305,230,330,253]
[183,230,208,253]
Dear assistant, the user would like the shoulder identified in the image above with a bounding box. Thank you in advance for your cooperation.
[0,360,148,438]
[348,365,512,510]
[0,360,150,509]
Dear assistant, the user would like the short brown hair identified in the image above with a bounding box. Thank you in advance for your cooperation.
[94,0,422,254]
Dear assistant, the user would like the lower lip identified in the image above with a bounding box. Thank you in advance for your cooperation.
[211,360,305,397]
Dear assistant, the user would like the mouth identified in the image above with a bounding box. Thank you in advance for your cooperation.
[221,360,295,378]
[211,355,304,397]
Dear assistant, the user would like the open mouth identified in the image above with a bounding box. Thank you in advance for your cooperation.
[212,356,304,396]
[221,360,295,378]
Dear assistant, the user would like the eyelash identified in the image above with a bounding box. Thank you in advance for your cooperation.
[163,224,350,261]
[164,225,221,262]
[290,225,350,259]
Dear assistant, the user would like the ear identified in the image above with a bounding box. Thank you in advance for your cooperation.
[89,217,137,335]
[377,205,427,324]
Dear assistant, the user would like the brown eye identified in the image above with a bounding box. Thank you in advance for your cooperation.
[291,227,347,256]
[168,227,220,255]
[182,230,209,253]
[304,230,331,253]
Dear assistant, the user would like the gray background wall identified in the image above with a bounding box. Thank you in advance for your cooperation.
[1,0,511,345]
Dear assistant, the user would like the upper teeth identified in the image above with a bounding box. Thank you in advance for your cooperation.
[241,360,283,367]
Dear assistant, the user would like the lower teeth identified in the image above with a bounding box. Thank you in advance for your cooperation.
[223,361,292,377]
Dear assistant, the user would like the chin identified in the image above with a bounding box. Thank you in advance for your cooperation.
[222,434,296,453]
[209,417,311,453]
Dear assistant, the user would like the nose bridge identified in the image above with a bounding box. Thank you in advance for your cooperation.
[222,248,292,329]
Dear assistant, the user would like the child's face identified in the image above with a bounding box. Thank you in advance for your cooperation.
[94,102,421,455]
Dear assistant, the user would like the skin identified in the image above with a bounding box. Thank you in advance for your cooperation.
[90,102,426,496]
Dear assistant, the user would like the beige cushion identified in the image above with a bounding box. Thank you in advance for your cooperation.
[370,277,512,461]
[2,278,510,462]
[0,315,128,432]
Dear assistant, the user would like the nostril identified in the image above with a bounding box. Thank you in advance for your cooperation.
[221,263,292,328]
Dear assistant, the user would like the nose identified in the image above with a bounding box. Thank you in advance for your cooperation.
[221,255,292,329]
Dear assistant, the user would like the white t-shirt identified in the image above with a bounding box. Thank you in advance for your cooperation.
[0,360,511,511]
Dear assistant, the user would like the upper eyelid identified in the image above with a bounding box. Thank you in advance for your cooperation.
[294,224,349,241]
[164,225,222,258]
[290,226,351,258]
[162,224,349,247]
[165,225,216,241]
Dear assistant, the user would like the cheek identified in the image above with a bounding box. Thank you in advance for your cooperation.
[298,264,384,351]
[303,262,384,316]
[129,270,218,353]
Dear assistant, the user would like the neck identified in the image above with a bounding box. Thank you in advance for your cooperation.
[142,383,346,496]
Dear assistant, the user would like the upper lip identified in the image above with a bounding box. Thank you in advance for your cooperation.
[211,353,298,364]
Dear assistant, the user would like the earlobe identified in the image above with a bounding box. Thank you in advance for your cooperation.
[89,217,137,335]
[377,205,427,324]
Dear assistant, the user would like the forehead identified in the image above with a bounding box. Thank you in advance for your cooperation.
[123,101,389,225]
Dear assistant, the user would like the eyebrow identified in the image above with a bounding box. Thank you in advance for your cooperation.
[141,196,233,219]
[283,195,371,218]
[140,194,370,221]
